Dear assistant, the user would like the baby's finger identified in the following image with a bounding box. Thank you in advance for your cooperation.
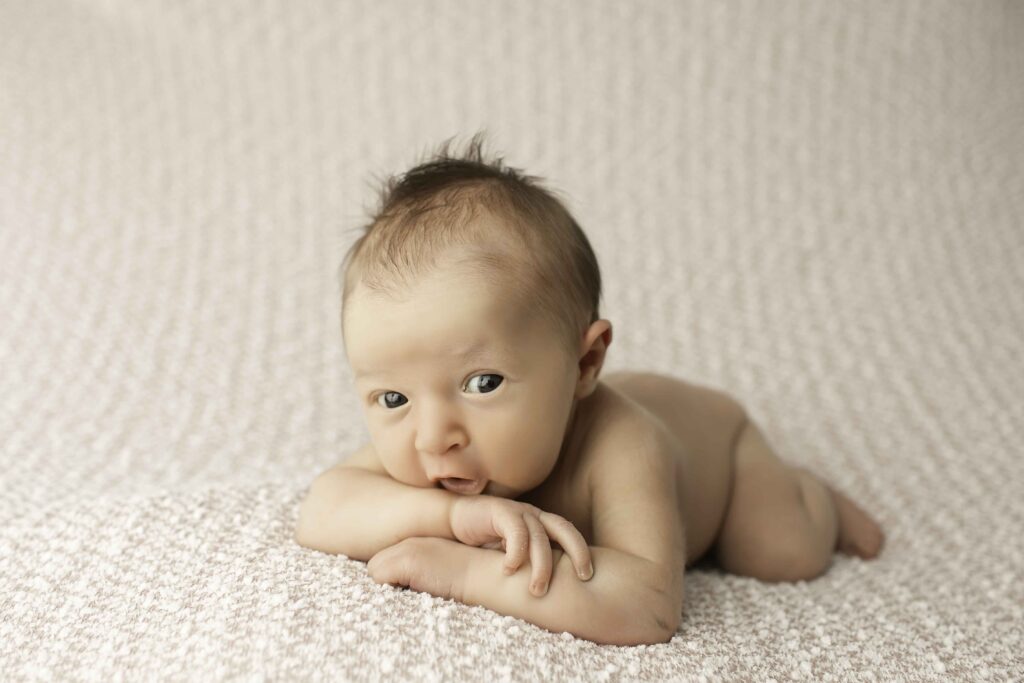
[523,513,552,597]
[498,512,529,575]
[539,511,593,581]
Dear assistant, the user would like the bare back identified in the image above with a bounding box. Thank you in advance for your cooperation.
[521,371,747,566]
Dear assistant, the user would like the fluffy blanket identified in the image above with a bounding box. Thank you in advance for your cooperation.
[1,1,1021,679]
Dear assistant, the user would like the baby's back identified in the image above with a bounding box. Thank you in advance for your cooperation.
[525,371,748,566]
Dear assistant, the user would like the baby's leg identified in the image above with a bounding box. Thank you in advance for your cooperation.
[711,418,884,582]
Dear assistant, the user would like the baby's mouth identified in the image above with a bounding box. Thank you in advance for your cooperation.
[439,477,488,495]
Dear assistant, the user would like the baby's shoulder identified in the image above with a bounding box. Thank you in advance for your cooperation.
[524,382,677,540]
[583,380,677,439]
[575,382,679,478]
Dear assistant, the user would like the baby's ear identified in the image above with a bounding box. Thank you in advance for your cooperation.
[575,320,613,399]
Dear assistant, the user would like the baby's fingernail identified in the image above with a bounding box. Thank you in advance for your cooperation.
[533,581,547,595]
[503,565,514,575]
[579,565,593,580]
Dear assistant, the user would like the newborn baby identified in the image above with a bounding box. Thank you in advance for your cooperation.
[295,135,884,646]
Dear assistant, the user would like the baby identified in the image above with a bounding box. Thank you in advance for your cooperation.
[295,134,885,646]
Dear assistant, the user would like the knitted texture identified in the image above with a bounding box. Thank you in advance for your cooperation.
[1,1,1022,680]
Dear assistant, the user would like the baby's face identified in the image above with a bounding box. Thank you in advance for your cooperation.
[343,266,580,499]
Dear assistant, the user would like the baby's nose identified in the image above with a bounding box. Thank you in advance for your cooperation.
[415,427,466,456]
[413,409,468,456]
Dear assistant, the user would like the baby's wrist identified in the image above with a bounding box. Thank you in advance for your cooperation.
[414,485,462,543]
[445,494,459,538]
[444,490,472,541]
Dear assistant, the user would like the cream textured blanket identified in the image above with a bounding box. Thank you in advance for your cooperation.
[1,1,1022,680]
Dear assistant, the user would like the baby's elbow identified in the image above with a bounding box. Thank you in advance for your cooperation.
[633,609,680,646]
[294,491,319,549]
[294,480,335,551]
[618,569,683,645]
[596,616,677,646]
[650,608,682,644]
[598,597,681,646]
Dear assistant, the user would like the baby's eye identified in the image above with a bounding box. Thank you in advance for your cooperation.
[376,391,408,409]
[465,373,504,394]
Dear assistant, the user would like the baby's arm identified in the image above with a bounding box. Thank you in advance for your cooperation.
[368,426,686,646]
[460,542,675,646]
[363,533,675,645]
[295,457,458,560]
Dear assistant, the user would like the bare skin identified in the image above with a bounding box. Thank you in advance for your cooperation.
[286,200,892,644]
[295,277,879,646]
[524,372,885,578]
[338,237,884,597]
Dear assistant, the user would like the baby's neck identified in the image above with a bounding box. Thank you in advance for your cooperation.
[552,384,605,479]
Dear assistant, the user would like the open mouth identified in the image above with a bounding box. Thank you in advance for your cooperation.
[439,478,487,495]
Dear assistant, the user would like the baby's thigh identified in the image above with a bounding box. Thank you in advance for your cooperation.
[710,419,828,580]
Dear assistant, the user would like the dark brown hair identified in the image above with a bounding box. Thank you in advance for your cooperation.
[340,132,602,357]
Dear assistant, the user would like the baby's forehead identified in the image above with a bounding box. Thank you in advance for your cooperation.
[355,341,508,370]
[347,325,534,383]
[347,301,510,354]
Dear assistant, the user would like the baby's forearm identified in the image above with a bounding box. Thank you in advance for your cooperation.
[295,467,457,561]
[462,544,678,646]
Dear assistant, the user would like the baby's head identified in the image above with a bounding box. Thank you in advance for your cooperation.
[340,134,612,498]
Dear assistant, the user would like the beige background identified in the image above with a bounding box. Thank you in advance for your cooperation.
[1,0,1021,680]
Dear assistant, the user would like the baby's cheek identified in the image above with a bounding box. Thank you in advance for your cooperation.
[502,448,561,492]
[499,417,553,460]
[520,401,564,443]
[371,437,419,482]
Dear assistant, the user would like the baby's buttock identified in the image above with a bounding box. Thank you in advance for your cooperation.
[602,371,748,565]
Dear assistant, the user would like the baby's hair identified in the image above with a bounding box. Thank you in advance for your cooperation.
[340,131,602,358]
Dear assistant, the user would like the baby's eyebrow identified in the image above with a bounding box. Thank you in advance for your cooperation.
[352,342,514,380]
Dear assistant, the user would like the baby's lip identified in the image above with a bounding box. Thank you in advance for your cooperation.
[438,477,488,495]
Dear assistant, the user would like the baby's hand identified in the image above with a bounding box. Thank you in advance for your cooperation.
[449,495,594,597]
